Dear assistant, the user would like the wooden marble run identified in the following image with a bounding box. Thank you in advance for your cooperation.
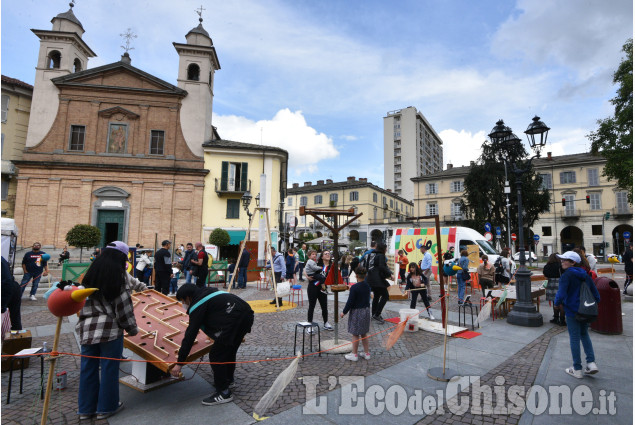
[124,290,214,373]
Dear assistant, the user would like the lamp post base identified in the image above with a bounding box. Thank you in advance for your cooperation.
[507,303,543,327]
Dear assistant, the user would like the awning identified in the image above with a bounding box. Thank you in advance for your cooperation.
[227,230,247,245]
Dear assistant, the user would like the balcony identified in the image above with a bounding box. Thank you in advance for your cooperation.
[444,214,466,222]
[369,218,386,225]
[613,207,633,217]
[561,209,580,220]
[215,178,251,196]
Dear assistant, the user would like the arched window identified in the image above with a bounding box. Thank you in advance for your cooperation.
[187,63,200,81]
[48,50,61,69]
[73,58,82,73]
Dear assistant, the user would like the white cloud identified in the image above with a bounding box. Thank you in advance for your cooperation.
[439,129,487,168]
[545,128,592,157]
[212,109,339,175]
[340,135,358,141]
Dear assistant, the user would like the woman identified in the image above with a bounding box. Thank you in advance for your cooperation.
[406,262,434,319]
[135,250,152,284]
[554,251,600,379]
[285,248,296,285]
[58,247,70,266]
[498,248,514,285]
[476,254,495,297]
[77,241,147,420]
[543,253,565,326]
[365,241,393,323]
[340,255,351,284]
[304,250,333,332]
[341,265,372,361]
[456,250,470,304]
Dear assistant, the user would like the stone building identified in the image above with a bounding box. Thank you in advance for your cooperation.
[14,5,218,248]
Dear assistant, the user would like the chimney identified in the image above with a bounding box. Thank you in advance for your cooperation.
[326,179,333,184]
[292,183,299,188]
[317,180,325,185]
[447,163,453,169]
[347,176,356,183]
[547,151,552,160]
[304,181,312,187]
[359,178,367,183]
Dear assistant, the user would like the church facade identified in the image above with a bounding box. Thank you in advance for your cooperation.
[14,5,219,248]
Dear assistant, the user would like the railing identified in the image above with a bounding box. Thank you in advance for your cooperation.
[561,209,580,218]
[444,214,466,222]
[215,178,251,195]
[613,207,633,216]
[369,218,385,224]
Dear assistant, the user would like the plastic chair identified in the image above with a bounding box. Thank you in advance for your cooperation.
[289,284,303,306]
[257,271,270,290]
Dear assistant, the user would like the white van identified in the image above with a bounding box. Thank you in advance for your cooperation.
[390,226,498,277]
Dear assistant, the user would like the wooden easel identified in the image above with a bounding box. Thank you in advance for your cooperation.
[227,208,280,310]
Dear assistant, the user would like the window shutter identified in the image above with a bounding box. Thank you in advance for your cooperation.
[221,161,228,191]
[240,162,248,191]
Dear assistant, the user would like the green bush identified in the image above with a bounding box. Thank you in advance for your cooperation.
[65,224,101,262]
[208,228,230,247]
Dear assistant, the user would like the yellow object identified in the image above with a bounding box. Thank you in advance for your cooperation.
[248,299,297,313]
[70,288,99,302]
[252,413,269,421]
[452,265,462,271]
[609,257,619,263]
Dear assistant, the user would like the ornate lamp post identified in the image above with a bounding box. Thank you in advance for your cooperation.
[488,116,550,327]
[241,190,253,240]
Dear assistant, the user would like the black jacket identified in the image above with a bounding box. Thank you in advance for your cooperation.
[154,248,172,273]
[542,262,563,279]
[177,287,254,362]
[181,249,196,269]
[238,250,250,268]
[364,251,392,288]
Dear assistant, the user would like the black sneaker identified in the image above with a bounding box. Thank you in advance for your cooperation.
[202,392,233,406]
[372,314,385,324]
[269,300,277,305]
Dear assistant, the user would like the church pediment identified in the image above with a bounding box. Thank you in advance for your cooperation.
[52,62,187,96]
[98,106,140,120]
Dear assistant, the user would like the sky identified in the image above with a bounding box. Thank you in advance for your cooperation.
[1,0,632,188]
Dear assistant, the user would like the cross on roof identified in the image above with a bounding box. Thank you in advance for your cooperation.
[120,28,137,53]
[196,5,205,22]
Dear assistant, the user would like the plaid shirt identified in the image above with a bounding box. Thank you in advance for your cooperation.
[76,274,145,345]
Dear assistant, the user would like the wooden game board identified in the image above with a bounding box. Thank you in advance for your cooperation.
[124,290,214,373]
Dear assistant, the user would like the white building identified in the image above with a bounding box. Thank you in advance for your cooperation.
[383,106,443,201]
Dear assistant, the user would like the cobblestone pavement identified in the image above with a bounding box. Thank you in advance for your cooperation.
[1,268,628,424]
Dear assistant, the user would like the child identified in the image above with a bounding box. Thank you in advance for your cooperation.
[169,263,181,296]
[228,258,236,288]
[406,263,435,320]
[286,248,296,285]
[341,265,371,361]
[398,250,409,284]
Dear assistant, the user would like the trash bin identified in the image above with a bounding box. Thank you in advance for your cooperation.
[590,277,622,335]
[399,309,419,333]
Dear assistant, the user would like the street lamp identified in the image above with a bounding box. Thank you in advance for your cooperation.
[241,190,253,240]
[488,116,550,327]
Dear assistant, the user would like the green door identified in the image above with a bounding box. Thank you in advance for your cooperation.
[97,210,125,247]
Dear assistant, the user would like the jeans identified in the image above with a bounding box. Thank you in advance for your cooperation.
[185,270,193,284]
[20,272,42,297]
[298,262,305,281]
[169,277,178,294]
[566,318,595,370]
[237,267,248,288]
[371,286,389,317]
[456,274,466,303]
[78,336,123,415]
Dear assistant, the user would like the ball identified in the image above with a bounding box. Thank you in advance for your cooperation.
[41,253,51,262]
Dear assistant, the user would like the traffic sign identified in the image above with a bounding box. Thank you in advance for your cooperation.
[624,231,631,240]
[511,233,517,241]
[484,232,493,241]
[533,234,540,242]
[495,226,502,236]
[484,222,492,232]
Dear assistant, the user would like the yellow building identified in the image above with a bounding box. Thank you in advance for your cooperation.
[412,152,633,257]
[1,76,33,218]
[201,138,288,246]
[285,177,414,244]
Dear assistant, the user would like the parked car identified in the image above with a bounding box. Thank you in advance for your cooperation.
[513,251,537,261]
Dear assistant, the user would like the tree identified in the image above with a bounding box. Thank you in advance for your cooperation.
[588,38,633,203]
[461,138,551,247]
[65,224,101,262]
[208,227,230,247]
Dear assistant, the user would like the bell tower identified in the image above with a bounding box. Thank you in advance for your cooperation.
[26,1,96,147]
[173,9,220,157]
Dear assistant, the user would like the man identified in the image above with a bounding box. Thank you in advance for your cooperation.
[623,243,633,295]
[20,242,49,300]
[154,240,173,295]
[171,284,254,405]
[419,244,433,300]
[181,243,196,284]
[579,246,597,272]
[236,243,250,289]
[297,243,307,281]
[190,242,209,288]
[2,257,22,330]
[267,246,286,305]
[443,246,455,261]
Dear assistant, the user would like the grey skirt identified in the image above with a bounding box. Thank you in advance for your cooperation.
[348,306,371,336]
[546,277,559,301]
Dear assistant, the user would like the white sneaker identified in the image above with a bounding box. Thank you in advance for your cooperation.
[323,322,333,331]
[306,327,314,335]
[344,353,358,362]
[584,362,599,375]
[360,352,371,360]
[565,367,583,379]
[30,295,37,301]
[428,312,435,321]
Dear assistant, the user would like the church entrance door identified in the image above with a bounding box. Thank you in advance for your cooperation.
[97,210,125,247]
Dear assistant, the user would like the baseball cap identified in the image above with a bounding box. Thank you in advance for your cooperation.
[106,241,130,257]
[162,240,171,246]
[557,251,581,264]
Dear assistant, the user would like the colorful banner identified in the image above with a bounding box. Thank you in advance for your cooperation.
[393,227,457,280]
